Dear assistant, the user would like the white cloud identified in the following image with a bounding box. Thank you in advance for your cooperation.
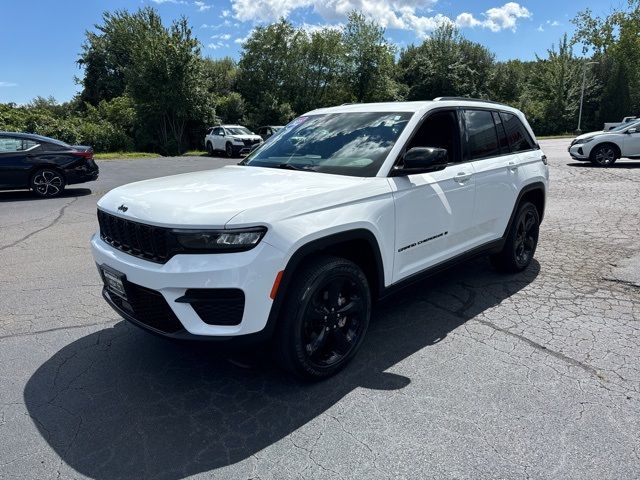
[229,0,531,37]
[537,24,544,32]
[547,20,561,27]
[457,2,531,32]
[0,82,17,87]
[299,22,344,35]
[211,33,232,40]
[151,0,187,4]
[207,41,229,49]
[194,1,211,11]
[221,9,231,18]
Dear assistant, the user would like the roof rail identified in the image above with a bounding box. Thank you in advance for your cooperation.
[433,96,506,105]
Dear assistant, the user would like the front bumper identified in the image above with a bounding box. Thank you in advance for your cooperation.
[568,144,589,160]
[91,234,285,338]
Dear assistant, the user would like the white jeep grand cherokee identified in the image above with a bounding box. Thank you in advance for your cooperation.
[92,98,548,379]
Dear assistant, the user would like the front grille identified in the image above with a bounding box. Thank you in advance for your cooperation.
[178,289,245,326]
[98,209,169,263]
[108,280,184,334]
[243,139,260,146]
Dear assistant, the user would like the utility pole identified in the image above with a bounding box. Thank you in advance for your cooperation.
[577,61,598,134]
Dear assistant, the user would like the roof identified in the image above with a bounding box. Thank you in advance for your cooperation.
[307,99,520,116]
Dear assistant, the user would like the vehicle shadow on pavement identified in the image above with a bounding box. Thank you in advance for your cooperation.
[0,188,92,202]
[24,258,539,480]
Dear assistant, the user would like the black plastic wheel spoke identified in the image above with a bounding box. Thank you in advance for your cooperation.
[307,328,328,355]
[326,279,346,307]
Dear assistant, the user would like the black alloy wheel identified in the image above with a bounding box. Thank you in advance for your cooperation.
[31,169,65,198]
[275,255,371,380]
[225,142,234,158]
[490,201,539,273]
[590,144,617,167]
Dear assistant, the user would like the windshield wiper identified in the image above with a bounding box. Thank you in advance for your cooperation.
[273,163,316,171]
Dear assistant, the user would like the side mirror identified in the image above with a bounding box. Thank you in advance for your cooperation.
[627,127,637,134]
[394,147,449,175]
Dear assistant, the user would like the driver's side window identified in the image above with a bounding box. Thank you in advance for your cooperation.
[213,127,223,136]
[405,110,461,164]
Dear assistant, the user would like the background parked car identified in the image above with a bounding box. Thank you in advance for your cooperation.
[256,126,284,141]
[0,132,98,197]
[604,116,637,131]
[204,125,263,157]
[569,119,640,166]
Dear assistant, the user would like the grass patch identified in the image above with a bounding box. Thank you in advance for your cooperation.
[94,151,161,160]
[182,150,208,156]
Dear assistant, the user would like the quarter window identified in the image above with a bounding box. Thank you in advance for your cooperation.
[500,112,534,152]
[463,110,500,160]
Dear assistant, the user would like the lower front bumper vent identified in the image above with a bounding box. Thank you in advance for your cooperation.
[176,289,245,326]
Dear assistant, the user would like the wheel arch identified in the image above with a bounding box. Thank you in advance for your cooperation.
[590,141,621,159]
[503,182,546,237]
[264,229,385,338]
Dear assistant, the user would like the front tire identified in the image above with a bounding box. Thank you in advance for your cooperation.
[490,202,539,273]
[206,142,214,156]
[225,142,234,158]
[590,144,618,167]
[31,169,65,198]
[274,255,371,380]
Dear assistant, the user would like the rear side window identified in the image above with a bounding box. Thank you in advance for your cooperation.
[463,110,500,160]
[0,138,38,152]
[500,112,535,152]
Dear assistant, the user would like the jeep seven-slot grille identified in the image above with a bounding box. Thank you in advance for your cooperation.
[97,209,169,263]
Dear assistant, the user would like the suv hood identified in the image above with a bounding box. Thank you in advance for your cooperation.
[229,134,261,141]
[574,130,605,141]
[97,165,388,228]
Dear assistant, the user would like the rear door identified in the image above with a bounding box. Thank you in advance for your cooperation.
[464,109,518,244]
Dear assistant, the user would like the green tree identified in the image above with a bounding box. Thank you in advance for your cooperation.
[398,24,494,100]
[341,12,398,102]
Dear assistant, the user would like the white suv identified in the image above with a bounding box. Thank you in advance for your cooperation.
[569,119,640,166]
[205,125,263,157]
[92,99,548,379]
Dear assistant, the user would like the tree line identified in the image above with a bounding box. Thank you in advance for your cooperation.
[0,1,638,155]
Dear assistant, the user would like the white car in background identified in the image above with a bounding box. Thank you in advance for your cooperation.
[205,125,263,157]
[569,119,640,166]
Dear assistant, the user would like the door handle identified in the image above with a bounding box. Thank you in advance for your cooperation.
[507,161,518,171]
[453,172,472,184]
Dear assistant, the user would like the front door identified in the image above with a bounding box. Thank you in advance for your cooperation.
[390,109,476,282]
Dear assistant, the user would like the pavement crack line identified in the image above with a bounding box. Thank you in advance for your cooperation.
[0,197,79,252]
[0,320,115,341]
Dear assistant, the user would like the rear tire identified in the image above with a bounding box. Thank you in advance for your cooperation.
[490,202,539,273]
[274,255,371,380]
[206,142,214,156]
[31,168,65,198]
[590,144,618,167]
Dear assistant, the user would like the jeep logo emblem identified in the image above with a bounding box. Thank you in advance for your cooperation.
[117,204,128,213]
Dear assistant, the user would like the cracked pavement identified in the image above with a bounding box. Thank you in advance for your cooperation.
[0,142,639,479]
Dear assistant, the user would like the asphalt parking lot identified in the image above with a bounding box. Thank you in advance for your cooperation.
[1,140,639,479]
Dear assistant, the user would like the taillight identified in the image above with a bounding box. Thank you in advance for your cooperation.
[72,150,94,160]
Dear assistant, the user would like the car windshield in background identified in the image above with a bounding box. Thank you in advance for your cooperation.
[242,112,412,177]
[610,119,640,132]
[226,127,252,135]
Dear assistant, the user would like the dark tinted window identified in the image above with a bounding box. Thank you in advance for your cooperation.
[0,137,39,152]
[500,112,534,152]
[463,110,500,160]
[43,142,68,151]
[406,110,461,163]
[492,112,509,153]
[212,127,223,136]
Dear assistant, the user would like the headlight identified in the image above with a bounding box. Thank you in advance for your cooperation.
[172,227,266,252]
[573,137,595,146]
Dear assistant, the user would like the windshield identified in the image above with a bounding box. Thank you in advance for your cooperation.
[226,127,253,136]
[610,119,640,132]
[241,112,412,177]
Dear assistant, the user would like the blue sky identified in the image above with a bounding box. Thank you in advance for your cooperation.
[0,0,609,104]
